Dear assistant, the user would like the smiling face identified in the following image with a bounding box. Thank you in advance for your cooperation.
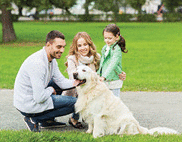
[77,38,90,56]
[48,38,66,61]
[103,31,119,47]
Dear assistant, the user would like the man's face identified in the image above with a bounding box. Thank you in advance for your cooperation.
[49,38,66,60]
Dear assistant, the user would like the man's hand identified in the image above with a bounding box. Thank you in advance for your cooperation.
[119,71,126,80]
[73,80,85,87]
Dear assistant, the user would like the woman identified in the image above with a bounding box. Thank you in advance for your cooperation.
[64,32,100,97]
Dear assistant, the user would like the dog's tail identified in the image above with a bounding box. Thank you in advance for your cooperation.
[148,127,179,135]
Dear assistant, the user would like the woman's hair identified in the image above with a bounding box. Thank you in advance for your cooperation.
[103,24,128,53]
[65,32,100,70]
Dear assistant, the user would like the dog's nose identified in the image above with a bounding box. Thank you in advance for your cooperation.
[73,72,78,79]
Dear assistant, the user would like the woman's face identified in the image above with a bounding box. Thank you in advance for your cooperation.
[77,38,90,56]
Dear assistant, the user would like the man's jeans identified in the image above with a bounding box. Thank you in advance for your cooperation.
[20,80,79,123]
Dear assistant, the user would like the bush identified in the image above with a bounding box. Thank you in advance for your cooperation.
[11,14,19,22]
[163,13,182,22]
[77,14,94,22]
[137,14,156,22]
[117,14,133,22]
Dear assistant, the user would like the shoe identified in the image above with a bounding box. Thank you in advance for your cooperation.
[24,117,40,132]
[40,119,66,129]
[68,118,84,129]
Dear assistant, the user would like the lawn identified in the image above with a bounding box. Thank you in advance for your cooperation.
[0,22,181,91]
[0,130,182,142]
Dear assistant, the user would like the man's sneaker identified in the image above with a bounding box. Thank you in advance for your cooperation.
[40,119,66,129]
[24,117,40,132]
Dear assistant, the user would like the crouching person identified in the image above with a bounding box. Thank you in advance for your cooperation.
[14,30,84,132]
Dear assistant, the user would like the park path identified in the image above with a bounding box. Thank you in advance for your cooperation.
[0,89,181,133]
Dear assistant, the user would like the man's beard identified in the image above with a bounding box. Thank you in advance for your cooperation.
[50,52,62,59]
[50,54,55,59]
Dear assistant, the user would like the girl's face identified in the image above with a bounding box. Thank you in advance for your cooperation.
[77,38,90,56]
[103,31,119,47]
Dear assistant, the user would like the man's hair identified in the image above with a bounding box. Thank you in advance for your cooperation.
[46,30,65,43]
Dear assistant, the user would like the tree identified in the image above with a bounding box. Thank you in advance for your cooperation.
[16,0,45,19]
[0,0,17,42]
[163,0,182,12]
[121,0,130,13]
[49,0,76,14]
[94,0,114,21]
[0,0,45,43]
[94,0,123,21]
[16,0,42,16]
[128,0,146,14]
[84,0,93,20]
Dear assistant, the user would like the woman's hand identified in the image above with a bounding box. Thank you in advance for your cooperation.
[52,87,57,95]
[119,71,126,80]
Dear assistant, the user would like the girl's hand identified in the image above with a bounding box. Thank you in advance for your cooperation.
[99,77,106,82]
[119,71,126,80]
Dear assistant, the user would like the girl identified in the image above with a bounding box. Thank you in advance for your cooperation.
[64,32,100,97]
[97,24,127,97]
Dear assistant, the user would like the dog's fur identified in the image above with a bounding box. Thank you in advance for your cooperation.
[74,66,179,138]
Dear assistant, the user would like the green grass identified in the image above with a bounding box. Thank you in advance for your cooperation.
[0,22,182,91]
[0,130,181,142]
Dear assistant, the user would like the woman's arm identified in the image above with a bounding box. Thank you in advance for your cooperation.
[67,58,77,79]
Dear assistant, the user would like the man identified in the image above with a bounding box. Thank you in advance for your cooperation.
[14,30,84,132]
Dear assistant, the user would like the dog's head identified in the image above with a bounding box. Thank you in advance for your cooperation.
[73,65,98,85]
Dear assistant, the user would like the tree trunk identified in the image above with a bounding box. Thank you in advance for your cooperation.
[84,0,90,21]
[18,7,23,16]
[123,1,127,13]
[138,4,142,14]
[1,4,16,43]
[113,0,119,22]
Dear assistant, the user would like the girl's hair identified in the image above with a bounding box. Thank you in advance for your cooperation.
[65,32,100,70]
[103,24,128,53]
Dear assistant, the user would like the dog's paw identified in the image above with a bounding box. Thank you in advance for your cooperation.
[93,133,104,138]
[86,129,92,134]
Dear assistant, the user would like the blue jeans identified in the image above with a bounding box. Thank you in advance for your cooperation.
[20,80,79,123]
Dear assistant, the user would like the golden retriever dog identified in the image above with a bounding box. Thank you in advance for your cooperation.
[73,66,179,138]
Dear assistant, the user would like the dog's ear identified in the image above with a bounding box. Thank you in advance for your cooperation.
[91,72,99,82]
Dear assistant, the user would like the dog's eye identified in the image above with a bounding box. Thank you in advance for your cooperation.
[82,69,86,72]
